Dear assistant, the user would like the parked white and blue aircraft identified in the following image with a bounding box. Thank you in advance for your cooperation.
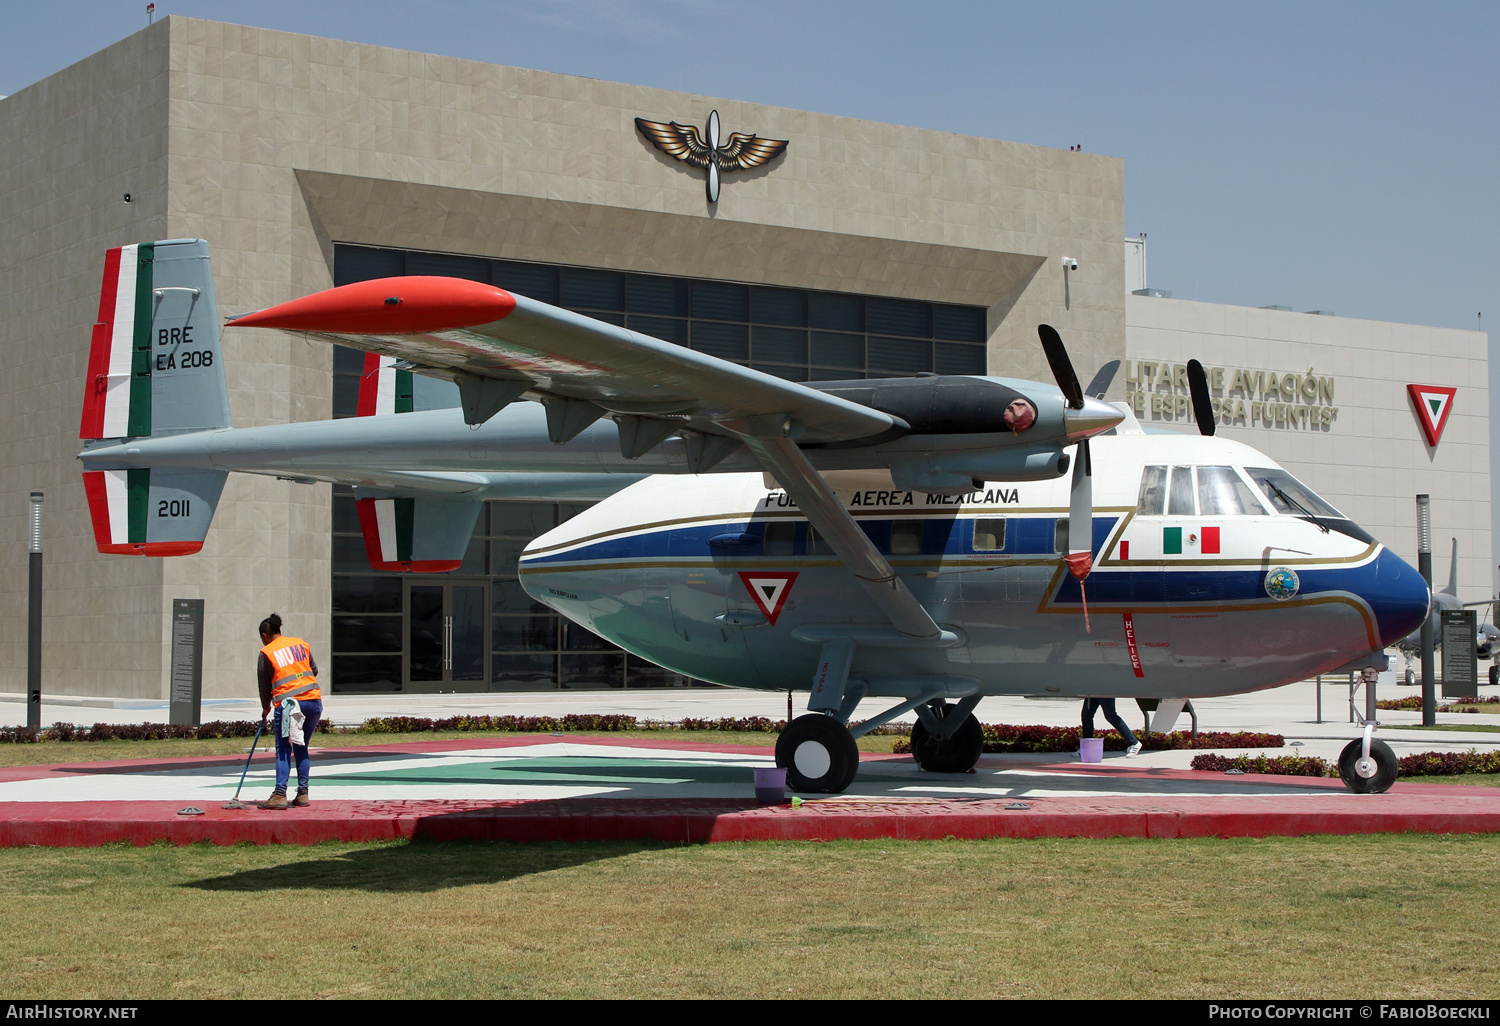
[78,239,1431,794]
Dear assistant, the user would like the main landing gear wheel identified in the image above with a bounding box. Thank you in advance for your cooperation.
[776,713,860,793]
[1338,738,1398,794]
[910,702,984,774]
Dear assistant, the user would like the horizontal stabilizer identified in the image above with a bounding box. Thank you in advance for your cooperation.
[355,494,482,572]
[82,468,227,555]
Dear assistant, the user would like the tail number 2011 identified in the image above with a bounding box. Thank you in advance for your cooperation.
[158,499,191,518]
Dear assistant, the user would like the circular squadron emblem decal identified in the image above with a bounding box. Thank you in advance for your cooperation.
[1264,566,1300,601]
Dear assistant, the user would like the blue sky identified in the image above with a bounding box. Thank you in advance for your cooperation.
[7,1,1498,569]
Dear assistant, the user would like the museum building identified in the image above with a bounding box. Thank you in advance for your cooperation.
[0,18,1487,700]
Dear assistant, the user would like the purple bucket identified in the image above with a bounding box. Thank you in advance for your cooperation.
[1079,738,1104,763]
[754,766,787,804]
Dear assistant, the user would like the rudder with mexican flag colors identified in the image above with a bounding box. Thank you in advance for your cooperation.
[79,239,231,556]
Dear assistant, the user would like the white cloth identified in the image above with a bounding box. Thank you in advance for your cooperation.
[279,696,305,746]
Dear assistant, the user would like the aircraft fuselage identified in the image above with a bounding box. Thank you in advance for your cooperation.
[518,433,1430,700]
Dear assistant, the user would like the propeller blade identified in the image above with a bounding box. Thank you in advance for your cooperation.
[1038,324,1084,409]
[1065,437,1093,579]
[1186,359,1216,436]
[1084,360,1121,400]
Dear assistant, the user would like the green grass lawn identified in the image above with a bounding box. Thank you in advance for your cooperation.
[1404,723,1500,734]
[1,834,1495,1000]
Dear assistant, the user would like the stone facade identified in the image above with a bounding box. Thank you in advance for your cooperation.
[0,17,1126,698]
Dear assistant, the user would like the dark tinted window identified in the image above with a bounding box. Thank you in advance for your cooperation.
[407,252,488,281]
[692,281,749,321]
[560,268,626,310]
[867,297,931,338]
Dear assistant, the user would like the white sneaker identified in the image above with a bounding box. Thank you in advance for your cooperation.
[1126,742,1142,756]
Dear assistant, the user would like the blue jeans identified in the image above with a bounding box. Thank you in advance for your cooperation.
[273,698,323,793]
[1081,697,1138,748]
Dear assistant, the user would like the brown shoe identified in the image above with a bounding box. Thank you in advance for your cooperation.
[292,789,310,807]
[259,792,288,810]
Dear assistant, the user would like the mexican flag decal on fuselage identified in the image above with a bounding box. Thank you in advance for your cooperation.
[1161,526,1220,555]
[738,572,798,626]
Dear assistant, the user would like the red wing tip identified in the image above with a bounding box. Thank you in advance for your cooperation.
[226,277,516,333]
[370,560,463,573]
[97,543,204,557]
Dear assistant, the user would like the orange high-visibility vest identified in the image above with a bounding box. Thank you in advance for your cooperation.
[262,635,321,702]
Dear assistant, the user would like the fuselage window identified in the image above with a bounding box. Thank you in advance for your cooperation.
[1197,466,1267,516]
[1167,466,1196,516]
[763,521,795,556]
[1137,465,1167,515]
[891,520,923,555]
[972,518,1006,551]
[1054,519,1069,554]
[806,524,835,556]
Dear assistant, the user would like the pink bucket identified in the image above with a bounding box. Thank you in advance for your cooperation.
[754,766,787,804]
[1079,738,1104,763]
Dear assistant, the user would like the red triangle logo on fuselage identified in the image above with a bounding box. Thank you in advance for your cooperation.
[1407,384,1457,446]
[738,571,799,626]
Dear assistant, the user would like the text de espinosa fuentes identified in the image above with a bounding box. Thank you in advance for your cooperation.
[1210,1008,1491,1020]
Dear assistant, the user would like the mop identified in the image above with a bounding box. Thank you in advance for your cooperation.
[222,717,267,810]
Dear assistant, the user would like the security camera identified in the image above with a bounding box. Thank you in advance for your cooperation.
[1062,257,1078,271]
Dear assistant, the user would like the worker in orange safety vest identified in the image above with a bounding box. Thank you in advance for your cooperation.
[256,612,322,810]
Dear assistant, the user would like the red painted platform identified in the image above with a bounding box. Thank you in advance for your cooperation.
[1,736,1497,847]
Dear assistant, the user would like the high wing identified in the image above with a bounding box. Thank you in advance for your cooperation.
[228,276,901,457]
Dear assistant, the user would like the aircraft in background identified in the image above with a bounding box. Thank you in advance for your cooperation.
[77,239,1431,794]
[1391,539,1500,687]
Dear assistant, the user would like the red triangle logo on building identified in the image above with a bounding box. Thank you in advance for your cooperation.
[738,571,798,626]
[1407,384,1457,446]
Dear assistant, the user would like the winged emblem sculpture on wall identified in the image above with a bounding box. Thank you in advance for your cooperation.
[635,110,789,203]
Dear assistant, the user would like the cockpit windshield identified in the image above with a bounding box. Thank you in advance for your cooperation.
[1245,468,1345,519]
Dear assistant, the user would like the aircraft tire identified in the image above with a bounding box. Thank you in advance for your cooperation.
[1490,664,1498,688]
[776,713,859,793]
[910,705,984,774]
[1337,738,1398,794]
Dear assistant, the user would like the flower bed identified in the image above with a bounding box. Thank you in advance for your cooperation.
[1376,695,1500,713]
[1190,748,1500,778]
[890,726,1283,755]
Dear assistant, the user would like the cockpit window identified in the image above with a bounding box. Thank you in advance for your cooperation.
[1246,468,1344,519]
[1198,466,1268,516]
[1137,466,1167,515]
[1140,464,1272,517]
[1167,466,1195,516]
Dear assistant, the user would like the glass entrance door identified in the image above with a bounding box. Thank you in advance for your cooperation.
[407,581,487,690]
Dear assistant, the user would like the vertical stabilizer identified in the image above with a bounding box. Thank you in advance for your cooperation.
[356,352,459,416]
[80,239,230,440]
[79,239,230,557]
[1444,537,1459,596]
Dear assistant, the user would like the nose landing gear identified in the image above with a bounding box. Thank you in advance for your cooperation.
[775,713,860,793]
[1338,727,1399,794]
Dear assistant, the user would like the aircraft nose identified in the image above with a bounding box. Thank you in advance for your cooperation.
[1370,547,1433,648]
